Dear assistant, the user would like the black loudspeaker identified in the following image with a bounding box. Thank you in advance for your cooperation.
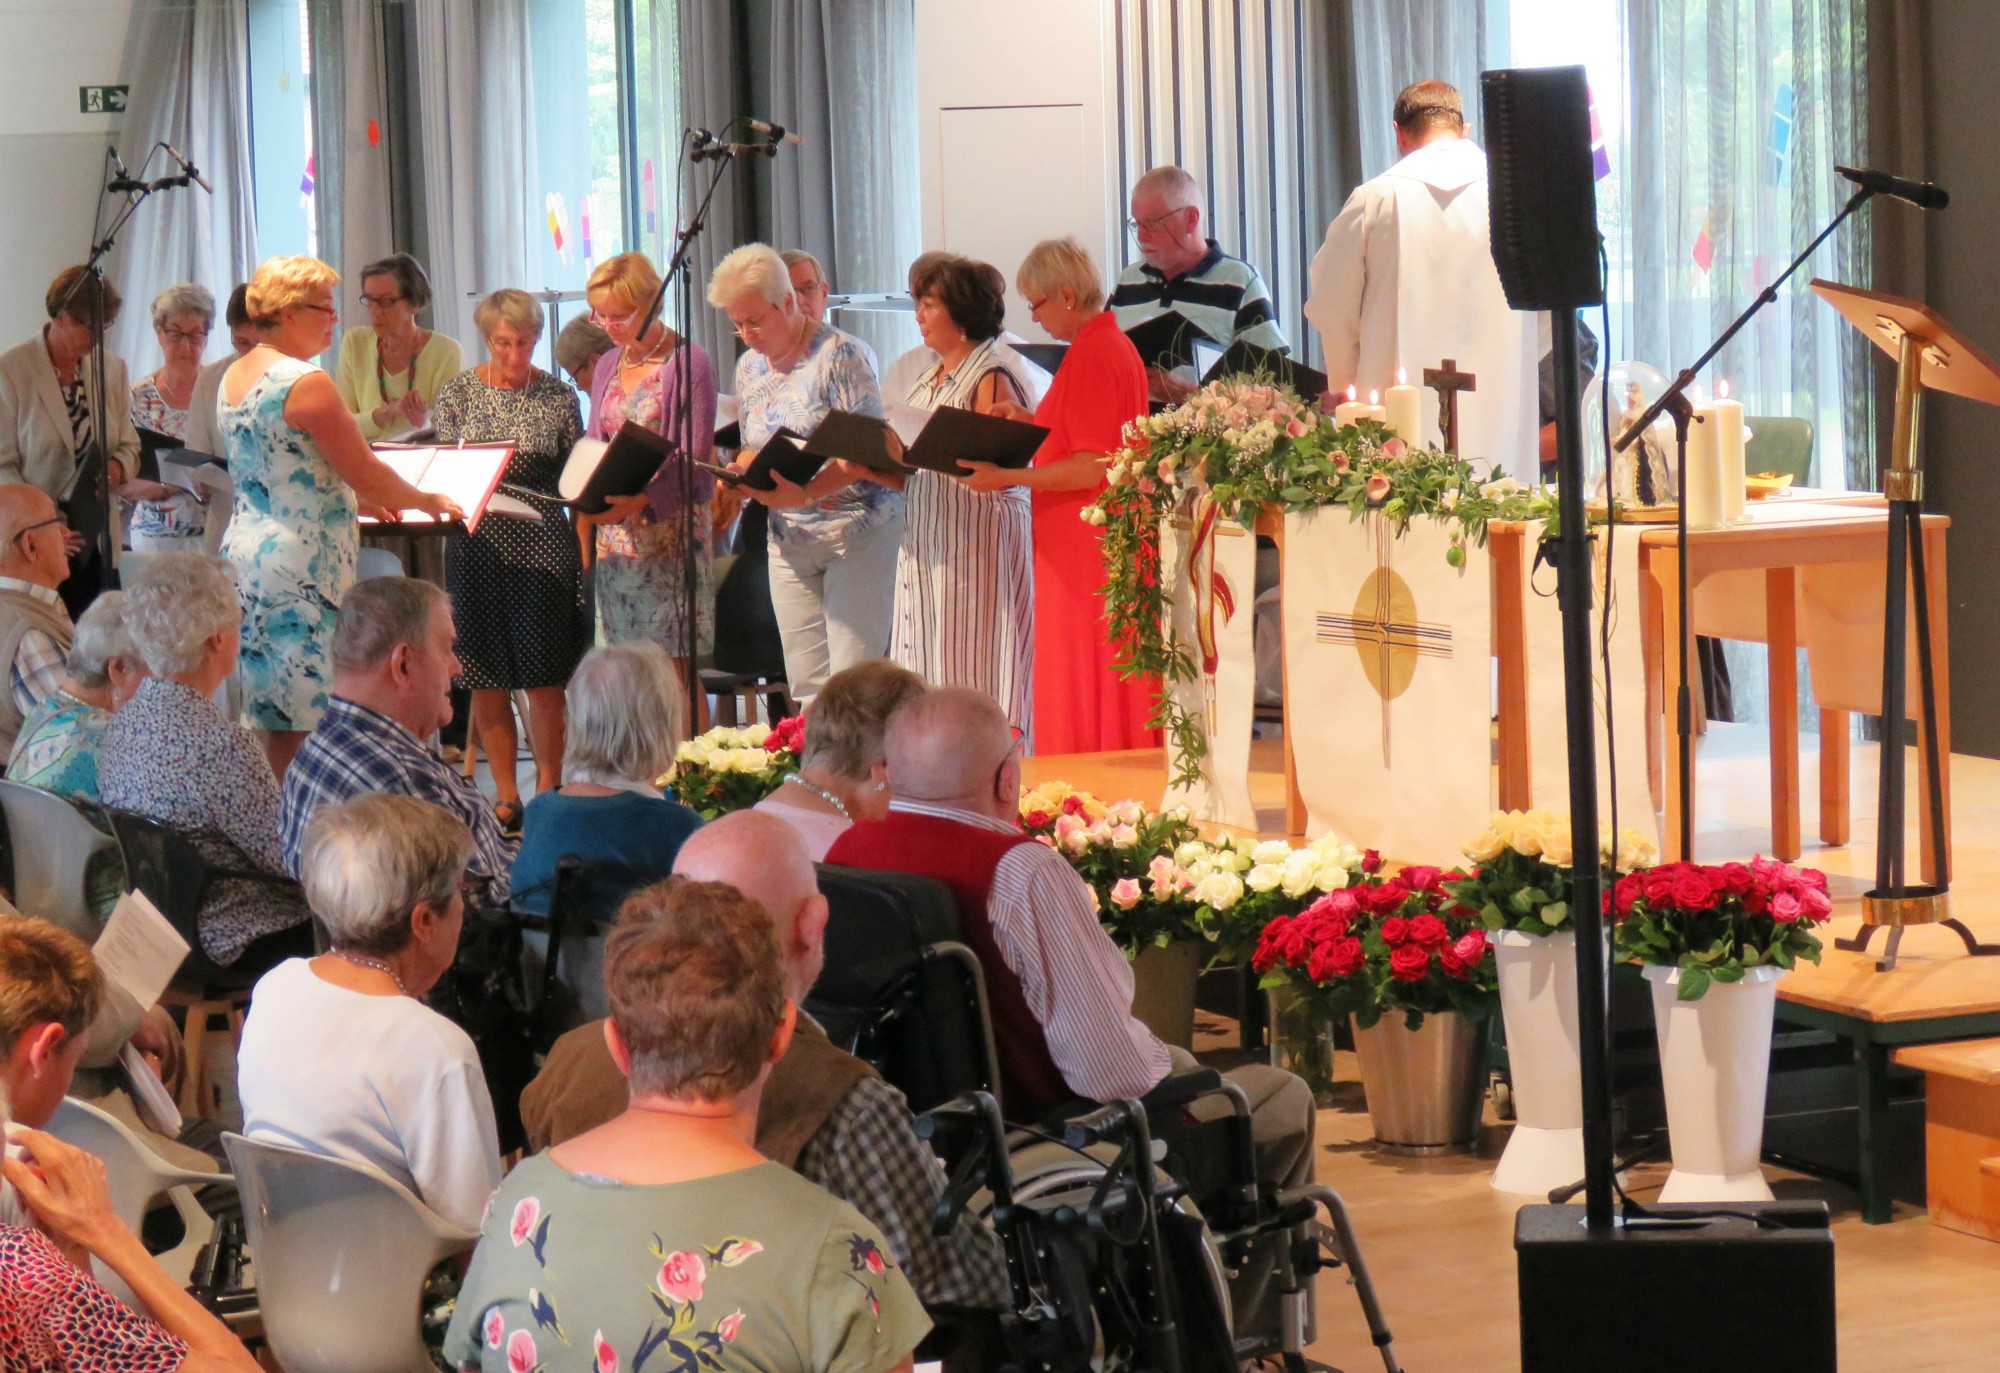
[1480,65,1606,310]
[1515,1203,1838,1373]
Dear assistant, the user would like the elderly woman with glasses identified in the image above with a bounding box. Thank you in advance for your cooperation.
[5,589,145,804]
[121,282,220,552]
[218,255,463,776]
[582,252,719,719]
[708,243,897,707]
[334,252,463,440]
[237,792,501,1232]
[431,289,585,831]
[963,237,1155,755]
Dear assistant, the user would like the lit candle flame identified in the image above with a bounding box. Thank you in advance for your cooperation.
[1396,366,1408,385]
[1368,389,1380,405]
[1346,385,1357,402]
[1717,378,1732,401]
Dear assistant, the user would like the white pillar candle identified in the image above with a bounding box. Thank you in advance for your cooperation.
[1364,389,1389,426]
[1684,403,1724,531]
[1332,385,1370,429]
[1713,392,1747,523]
[1384,370,1423,444]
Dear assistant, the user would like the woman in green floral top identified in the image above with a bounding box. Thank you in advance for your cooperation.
[444,879,928,1373]
[4,590,145,804]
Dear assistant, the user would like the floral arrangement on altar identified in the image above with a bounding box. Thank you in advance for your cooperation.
[664,716,805,820]
[1446,809,1658,937]
[1086,375,1552,782]
[1252,862,1499,1030]
[1609,858,1832,1001]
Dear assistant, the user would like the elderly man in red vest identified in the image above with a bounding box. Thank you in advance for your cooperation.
[826,686,1315,1343]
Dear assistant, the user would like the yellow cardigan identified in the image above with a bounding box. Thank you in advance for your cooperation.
[334,327,463,440]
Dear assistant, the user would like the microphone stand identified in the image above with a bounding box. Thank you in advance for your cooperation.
[628,124,775,727]
[52,144,203,603]
[1612,183,1875,858]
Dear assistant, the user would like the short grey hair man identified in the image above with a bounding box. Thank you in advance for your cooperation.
[120,552,239,677]
[332,576,449,676]
[564,643,686,786]
[301,793,473,955]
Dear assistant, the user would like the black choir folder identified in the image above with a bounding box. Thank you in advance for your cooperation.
[804,407,1049,478]
[694,428,827,493]
[558,422,672,515]
[1123,310,1215,371]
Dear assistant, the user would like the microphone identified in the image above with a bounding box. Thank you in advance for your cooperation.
[742,118,803,147]
[1836,164,1948,211]
[688,126,718,150]
[161,143,214,194]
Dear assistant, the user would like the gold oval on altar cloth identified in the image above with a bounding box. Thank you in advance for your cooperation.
[1316,565,1454,701]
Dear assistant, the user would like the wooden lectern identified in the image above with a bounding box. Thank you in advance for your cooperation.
[1811,280,2000,970]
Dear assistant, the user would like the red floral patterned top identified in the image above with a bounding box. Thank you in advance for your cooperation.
[0,1225,187,1372]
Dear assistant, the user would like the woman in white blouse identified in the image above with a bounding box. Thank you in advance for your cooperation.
[236,792,501,1231]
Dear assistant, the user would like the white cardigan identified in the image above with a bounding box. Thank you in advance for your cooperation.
[0,329,143,500]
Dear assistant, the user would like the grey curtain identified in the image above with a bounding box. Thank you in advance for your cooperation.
[110,0,260,365]
[1346,0,1490,179]
[409,0,542,348]
[307,0,400,311]
[676,0,920,369]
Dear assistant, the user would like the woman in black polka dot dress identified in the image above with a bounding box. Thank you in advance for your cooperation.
[433,290,587,826]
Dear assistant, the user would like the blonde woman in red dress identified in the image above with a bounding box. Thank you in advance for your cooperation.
[962,237,1157,755]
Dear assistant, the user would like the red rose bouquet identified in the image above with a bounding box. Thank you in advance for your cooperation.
[1251,865,1499,1030]
[1608,857,1832,1001]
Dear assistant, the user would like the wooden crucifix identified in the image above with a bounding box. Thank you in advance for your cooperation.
[1423,359,1477,456]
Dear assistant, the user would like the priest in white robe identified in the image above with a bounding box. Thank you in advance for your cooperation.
[1303,80,1537,479]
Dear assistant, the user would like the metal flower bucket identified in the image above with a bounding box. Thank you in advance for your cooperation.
[1350,1010,1491,1155]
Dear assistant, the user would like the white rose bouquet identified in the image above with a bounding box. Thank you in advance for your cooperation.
[663,716,805,820]
[1175,831,1369,964]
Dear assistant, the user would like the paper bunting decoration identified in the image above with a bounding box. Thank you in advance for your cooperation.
[546,191,571,264]
[643,159,657,235]
[1691,209,1713,273]
[298,154,314,208]
[1587,84,1610,181]
[1765,82,1794,188]
[367,118,381,147]
[580,194,594,268]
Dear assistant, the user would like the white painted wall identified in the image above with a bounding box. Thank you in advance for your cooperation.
[912,0,1116,341]
[0,0,135,344]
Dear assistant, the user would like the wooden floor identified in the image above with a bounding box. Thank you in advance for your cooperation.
[1025,724,2000,1371]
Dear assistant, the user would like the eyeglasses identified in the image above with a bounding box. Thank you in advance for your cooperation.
[359,293,406,309]
[590,307,640,330]
[994,724,1025,790]
[160,326,209,345]
[1025,295,1051,315]
[730,307,782,339]
[1124,207,1187,235]
[795,278,827,295]
[299,302,338,319]
[13,513,64,549]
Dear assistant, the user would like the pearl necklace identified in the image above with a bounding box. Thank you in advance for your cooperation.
[333,948,408,995]
[781,772,851,819]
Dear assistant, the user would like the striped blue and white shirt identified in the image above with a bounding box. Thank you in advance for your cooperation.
[1110,239,1289,356]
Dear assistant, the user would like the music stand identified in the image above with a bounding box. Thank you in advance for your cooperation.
[1812,279,2000,970]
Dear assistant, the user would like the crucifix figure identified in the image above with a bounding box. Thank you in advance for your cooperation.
[1423,359,1478,456]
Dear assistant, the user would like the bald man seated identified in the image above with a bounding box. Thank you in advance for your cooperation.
[519,810,1008,1314]
[0,483,77,755]
[825,686,1316,1345]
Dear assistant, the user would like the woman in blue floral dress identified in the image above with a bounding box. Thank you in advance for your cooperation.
[218,256,462,775]
[444,880,927,1373]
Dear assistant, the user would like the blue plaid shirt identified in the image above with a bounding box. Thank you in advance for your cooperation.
[279,696,518,902]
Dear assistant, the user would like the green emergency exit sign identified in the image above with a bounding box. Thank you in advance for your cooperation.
[79,85,129,115]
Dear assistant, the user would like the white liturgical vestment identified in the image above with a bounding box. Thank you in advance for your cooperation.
[1304,136,1537,479]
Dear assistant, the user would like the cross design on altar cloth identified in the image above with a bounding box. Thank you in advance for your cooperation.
[1316,561,1454,767]
[1423,359,1477,456]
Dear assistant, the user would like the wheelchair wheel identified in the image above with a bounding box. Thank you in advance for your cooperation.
[972,1134,1235,1373]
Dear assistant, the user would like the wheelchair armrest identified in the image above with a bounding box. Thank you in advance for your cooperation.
[1139,1066,1225,1114]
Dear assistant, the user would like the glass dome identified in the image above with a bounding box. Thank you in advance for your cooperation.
[1580,361,1705,507]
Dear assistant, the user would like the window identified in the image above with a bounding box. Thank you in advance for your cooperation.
[246,0,317,259]
[527,0,630,291]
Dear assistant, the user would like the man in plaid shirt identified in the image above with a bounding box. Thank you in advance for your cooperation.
[280,577,516,902]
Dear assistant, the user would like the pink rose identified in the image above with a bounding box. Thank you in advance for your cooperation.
[1365,473,1393,503]
[509,1198,540,1248]
[1110,878,1143,910]
[1285,418,1309,438]
[1380,436,1408,460]
[484,1309,506,1349]
[1770,891,1803,923]
[717,1311,745,1343]
[656,1250,707,1304]
[507,1329,538,1373]
[1451,930,1487,965]
[1801,886,1832,919]
[593,1332,618,1373]
[1402,865,1444,893]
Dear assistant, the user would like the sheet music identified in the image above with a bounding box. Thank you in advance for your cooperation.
[885,403,932,448]
[118,1042,183,1137]
[92,891,189,1015]
[365,444,513,530]
[716,393,740,427]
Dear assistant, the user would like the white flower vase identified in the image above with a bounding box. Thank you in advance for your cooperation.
[1644,964,1782,1202]
[1490,929,1591,1196]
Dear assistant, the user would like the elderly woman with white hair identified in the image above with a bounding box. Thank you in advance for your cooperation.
[237,792,501,1232]
[432,288,586,832]
[510,643,702,1021]
[5,588,145,803]
[709,242,898,705]
[123,282,219,552]
[97,552,314,980]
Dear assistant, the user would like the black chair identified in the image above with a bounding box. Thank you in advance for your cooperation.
[103,808,309,1117]
[806,863,1000,1117]
[703,503,792,726]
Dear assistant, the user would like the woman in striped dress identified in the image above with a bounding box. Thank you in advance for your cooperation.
[889,256,1039,741]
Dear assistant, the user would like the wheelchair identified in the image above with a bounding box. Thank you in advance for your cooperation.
[808,864,1404,1373]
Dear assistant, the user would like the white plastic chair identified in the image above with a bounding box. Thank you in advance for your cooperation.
[357,546,405,581]
[222,1132,478,1373]
[0,779,120,941]
[46,1097,222,1309]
